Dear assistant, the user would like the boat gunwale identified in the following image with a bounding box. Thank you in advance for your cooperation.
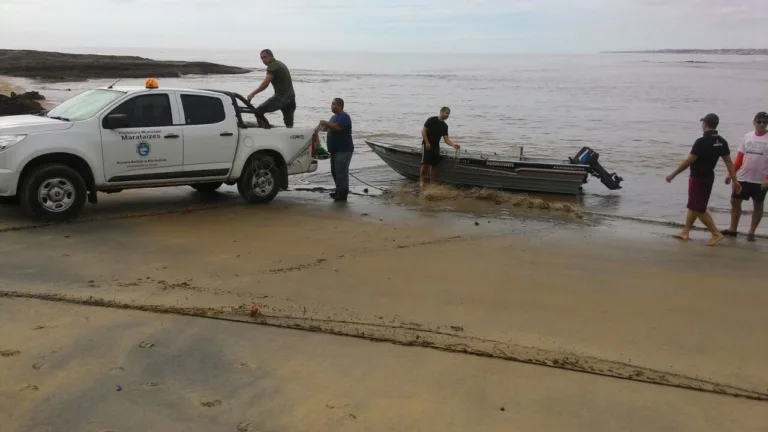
[364,139,588,168]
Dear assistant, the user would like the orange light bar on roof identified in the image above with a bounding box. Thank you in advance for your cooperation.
[145,78,159,89]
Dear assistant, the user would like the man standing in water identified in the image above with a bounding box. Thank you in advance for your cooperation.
[319,98,353,202]
[247,49,296,128]
[721,111,768,241]
[420,107,460,189]
[666,113,741,246]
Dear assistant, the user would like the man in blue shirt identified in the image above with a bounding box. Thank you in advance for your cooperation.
[319,98,354,202]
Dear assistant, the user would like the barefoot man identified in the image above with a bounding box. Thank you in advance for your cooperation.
[420,107,460,189]
[721,111,768,242]
[666,113,741,246]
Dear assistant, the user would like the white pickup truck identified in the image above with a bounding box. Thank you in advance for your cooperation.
[0,81,320,221]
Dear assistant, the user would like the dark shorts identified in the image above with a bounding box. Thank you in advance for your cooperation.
[687,176,714,213]
[731,181,768,202]
[421,145,441,166]
[255,94,296,128]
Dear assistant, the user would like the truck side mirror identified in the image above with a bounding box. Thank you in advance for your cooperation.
[103,114,130,129]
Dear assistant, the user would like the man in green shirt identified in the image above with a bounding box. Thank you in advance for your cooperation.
[247,49,296,128]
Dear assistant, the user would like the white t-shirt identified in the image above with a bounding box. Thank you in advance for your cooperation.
[736,131,768,184]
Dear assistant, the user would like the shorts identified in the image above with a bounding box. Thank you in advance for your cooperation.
[731,181,768,202]
[687,176,714,213]
[421,145,441,166]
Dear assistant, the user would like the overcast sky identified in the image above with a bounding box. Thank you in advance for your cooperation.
[2,0,766,54]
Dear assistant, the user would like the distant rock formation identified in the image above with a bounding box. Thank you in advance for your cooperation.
[0,49,252,82]
[0,91,46,116]
[603,48,768,56]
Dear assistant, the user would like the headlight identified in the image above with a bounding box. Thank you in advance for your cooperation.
[0,135,26,152]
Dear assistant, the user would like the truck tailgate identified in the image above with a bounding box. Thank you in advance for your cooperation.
[285,128,320,175]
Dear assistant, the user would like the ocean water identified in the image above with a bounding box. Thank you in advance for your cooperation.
[12,48,768,234]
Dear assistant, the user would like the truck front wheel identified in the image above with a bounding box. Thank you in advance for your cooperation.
[19,164,87,222]
[237,155,280,204]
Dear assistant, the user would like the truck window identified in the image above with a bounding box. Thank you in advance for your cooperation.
[108,94,173,128]
[181,95,226,125]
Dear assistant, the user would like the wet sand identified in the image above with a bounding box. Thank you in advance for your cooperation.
[1,296,766,432]
[1,186,767,429]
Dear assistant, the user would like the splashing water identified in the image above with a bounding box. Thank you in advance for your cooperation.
[385,183,583,217]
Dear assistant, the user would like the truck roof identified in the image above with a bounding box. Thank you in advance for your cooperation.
[100,86,225,96]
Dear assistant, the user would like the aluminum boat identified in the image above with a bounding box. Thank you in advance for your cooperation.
[365,140,623,195]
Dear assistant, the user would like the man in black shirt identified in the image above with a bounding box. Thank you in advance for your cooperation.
[666,113,741,246]
[420,107,460,189]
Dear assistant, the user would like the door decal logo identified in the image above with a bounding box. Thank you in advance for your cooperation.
[137,142,151,157]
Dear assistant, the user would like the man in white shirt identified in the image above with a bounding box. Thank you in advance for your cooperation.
[722,111,768,242]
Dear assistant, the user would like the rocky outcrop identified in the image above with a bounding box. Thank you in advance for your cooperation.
[0,92,46,116]
[0,49,252,82]
[604,49,768,55]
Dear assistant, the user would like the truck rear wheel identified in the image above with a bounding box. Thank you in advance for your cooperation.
[190,182,223,193]
[19,164,87,222]
[237,154,280,204]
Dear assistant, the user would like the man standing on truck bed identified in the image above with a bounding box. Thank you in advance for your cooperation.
[247,49,296,128]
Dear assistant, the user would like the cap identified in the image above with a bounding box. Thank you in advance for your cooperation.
[700,113,719,129]
[755,111,768,121]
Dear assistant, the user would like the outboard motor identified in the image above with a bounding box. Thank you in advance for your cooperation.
[570,147,623,190]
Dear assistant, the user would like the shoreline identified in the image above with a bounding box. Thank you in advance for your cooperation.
[0,76,22,97]
[0,76,56,110]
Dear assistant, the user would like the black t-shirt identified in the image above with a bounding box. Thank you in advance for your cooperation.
[689,131,730,179]
[422,116,448,152]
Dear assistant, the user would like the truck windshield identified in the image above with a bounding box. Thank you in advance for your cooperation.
[46,89,126,122]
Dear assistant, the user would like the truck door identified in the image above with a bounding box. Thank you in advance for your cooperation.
[176,92,238,176]
[100,91,183,183]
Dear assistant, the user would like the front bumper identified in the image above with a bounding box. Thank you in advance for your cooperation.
[0,169,20,196]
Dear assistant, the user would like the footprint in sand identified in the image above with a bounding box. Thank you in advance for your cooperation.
[138,342,155,349]
[200,399,222,408]
[32,360,45,370]
[18,384,39,392]
[1,350,21,357]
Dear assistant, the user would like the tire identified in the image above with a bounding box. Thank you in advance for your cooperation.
[19,164,87,222]
[237,154,280,204]
[190,182,223,193]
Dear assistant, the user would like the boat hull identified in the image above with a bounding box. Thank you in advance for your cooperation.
[366,140,589,195]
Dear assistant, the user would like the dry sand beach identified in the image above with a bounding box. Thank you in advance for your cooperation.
[0,184,767,431]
